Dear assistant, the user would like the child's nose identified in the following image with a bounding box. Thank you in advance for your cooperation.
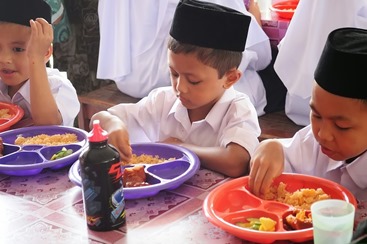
[0,50,12,64]
[176,77,188,94]
[317,124,334,141]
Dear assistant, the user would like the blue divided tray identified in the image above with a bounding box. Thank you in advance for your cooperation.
[0,126,88,176]
[69,143,200,199]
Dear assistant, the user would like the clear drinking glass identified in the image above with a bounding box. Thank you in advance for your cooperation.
[311,199,355,244]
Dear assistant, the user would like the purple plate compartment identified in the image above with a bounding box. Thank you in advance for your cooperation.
[69,143,200,199]
[0,126,88,176]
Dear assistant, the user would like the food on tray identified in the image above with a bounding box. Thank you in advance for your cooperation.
[123,165,150,187]
[123,153,175,166]
[235,217,277,231]
[50,147,73,160]
[284,209,313,230]
[262,182,331,210]
[15,133,78,146]
[0,108,12,119]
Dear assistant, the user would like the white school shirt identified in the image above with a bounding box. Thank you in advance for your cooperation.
[0,68,80,127]
[107,86,261,156]
[274,0,367,126]
[278,125,367,201]
[97,0,271,116]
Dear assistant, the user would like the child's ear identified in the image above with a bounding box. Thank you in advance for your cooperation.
[223,68,242,89]
[44,45,53,64]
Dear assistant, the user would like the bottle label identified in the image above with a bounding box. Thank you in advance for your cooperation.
[81,161,126,230]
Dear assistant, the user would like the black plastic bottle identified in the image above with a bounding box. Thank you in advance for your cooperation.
[79,120,126,231]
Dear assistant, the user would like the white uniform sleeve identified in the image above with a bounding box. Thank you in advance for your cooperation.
[47,68,80,127]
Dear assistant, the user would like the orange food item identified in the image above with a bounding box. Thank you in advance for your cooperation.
[0,108,12,119]
[123,165,150,187]
[285,209,313,230]
[263,182,331,210]
[123,153,174,166]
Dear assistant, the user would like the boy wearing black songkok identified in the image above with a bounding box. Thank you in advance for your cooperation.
[0,0,79,126]
[250,27,367,203]
[92,0,261,177]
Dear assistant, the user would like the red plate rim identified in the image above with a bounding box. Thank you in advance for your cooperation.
[270,0,299,13]
[0,102,24,131]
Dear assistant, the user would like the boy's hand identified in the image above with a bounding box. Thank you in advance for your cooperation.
[91,111,133,163]
[249,139,284,196]
[107,129,133,163]
[27,18,53,59]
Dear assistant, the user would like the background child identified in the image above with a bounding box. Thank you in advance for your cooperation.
[91,0,261,178]
[274,0,367,126]
[0,0,79,127]
[249,27,367,201]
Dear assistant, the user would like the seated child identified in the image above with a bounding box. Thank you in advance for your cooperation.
[274,0,367,126]
[91,0,261,178]
[97,0,271,116]
[249,27,367,201]
[0,0,79,127]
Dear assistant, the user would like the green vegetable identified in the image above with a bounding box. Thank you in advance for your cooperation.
[51,147,73,160]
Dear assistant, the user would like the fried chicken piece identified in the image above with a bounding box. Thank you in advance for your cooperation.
[285,209,313,230]
[123,165,149,187]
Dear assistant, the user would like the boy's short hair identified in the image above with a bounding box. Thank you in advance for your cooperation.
[168,37,242,78]
[0,0,51,27]
[314,27,367,99]
[170,0,251,52]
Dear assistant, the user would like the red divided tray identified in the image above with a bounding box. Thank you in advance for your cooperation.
[0,102,24,132]
[270,0,299,19]
[203,173,357,243]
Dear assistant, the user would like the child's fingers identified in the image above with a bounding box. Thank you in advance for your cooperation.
[30,18,53,38]
[250,166,267,196]
[108,132,132,163]
[118,143,132,163]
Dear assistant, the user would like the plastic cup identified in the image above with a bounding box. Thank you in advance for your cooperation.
[311,199,355,244]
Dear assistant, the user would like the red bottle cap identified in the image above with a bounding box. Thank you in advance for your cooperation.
[88,120,108,142]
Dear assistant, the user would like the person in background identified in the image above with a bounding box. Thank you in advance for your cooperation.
[249,27,367,202]
[0,0,79,127]
[274,0,367,126]
[91,0,261,178]
[97,0,271,116]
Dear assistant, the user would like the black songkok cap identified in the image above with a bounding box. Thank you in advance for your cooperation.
[0,0,51,27]
[314,27,367,99]
[169,0,251,52]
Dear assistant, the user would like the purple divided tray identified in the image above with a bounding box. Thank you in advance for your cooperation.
[0,126,88,176]
[69,143,200,199]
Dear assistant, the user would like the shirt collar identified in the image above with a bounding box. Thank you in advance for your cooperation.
[0,81,8,96]
[167,87,238,131]
[345,153,367,189]
[326,154,367,189]
[0,79,30,101]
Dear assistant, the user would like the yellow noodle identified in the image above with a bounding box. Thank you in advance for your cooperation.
[123,153,175,165]
[262,182,331,210]
[15,133,78,146]
[0,108,12,119]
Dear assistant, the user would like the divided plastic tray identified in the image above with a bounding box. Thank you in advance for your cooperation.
[0,126,88,176]
[203,173,357,243]
[0,102,24,132]
[69,143,200,199]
